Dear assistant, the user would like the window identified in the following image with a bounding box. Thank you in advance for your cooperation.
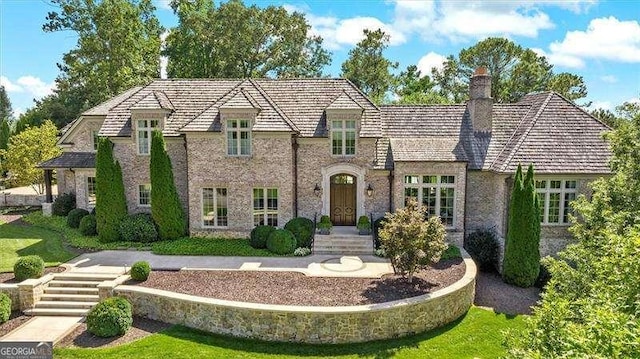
[202,188,228,227]
[137,119,159,155]
[86,176,96,205]
[253,188,278,226]
[404,175,456,227]
[138,184,151,207]
[331,119,356,156]
[536,179,577,224]
[227,119,251,156]
[92,130,99,151]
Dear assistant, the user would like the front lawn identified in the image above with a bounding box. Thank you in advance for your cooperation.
[55,307,522,358]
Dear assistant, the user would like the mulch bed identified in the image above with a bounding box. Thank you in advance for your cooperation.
[0,311,32,337]
[474,271,541,315]
[57,317,171,348]
[0,266,67,284]
[134,258,465,306]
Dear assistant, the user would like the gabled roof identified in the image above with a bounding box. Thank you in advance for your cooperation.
[38,152,95,169]
[325,91,363,111]
[83,86,144,116]
[218,89,261,110]
[131,91,175,111]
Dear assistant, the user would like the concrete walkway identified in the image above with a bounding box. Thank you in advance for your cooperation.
[0,317,83,344]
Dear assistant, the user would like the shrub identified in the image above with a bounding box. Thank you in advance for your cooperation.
[374,248,386,257]
[86,297,133,337]
[317,215,332,234]
[66,208,89,228]
[373,217,387,249]
[294,247,311,256]
[284,217,314,248]
[96,137,128,243]
[130,261,151,281]
[357,215,371,230]
[464,230,500,272]
[250,225,275,249]
[13,255,44,281]
[0,293,10,324]
[118,213,159,243]
[79,214,97,236]
[266,229,297,255]
[534,257,552,289]
[52,192,76,216]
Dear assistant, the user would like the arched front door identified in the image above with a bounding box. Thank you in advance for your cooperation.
[330,174,357,226]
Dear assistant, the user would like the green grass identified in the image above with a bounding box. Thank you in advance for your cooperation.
[0,221,77,272]
[152,237,277,256]
[55,307,523,358]
[442,244,462,260]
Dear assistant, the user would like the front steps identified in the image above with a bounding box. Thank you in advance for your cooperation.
[314,227,374,255]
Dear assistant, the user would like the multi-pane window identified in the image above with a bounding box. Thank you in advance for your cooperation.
[137,119,159,155]
[404,175,456,227]
[331,119,356,156]
[138,184,151,207]
[92,131,99,151]
[202,188,228,227]
[86,176,96,205]
[253,188,278,226]
[227,119,251,156]
[536,179,577,224]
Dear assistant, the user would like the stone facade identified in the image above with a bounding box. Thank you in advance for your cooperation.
[465,171,510,238]
[17,274,53,310]
[73,169,95,210]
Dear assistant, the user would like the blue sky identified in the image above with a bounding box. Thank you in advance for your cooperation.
[1,0,639,117]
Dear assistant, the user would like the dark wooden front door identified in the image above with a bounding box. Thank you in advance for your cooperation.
[330,174,356,226]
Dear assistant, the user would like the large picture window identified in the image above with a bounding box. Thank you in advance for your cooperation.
[253,188,278,226]
[137,119,159,155]
[535,179,577,224]
[227,119,251,156]
[331,119,356,156]
[202,188,228,227]
[403,175,456,227]
[86,176,96,206]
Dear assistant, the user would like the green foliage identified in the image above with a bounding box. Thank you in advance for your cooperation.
[440,245,462,261]
[266,229,297,255]
[373,217,387,249]
[150,131,186,240]
[13,255,44,281]
[118,213,159,243]
[86,297,133,338]
[52,192,76,216]
[249,225,275,249]
[130,261,151,281]
[66,208,89,229]
[79,214,97,236]
[95,137,128,243]
[393,65,451,105]
[0,119,10,152]
[0,293,10,324]
[464,229,500,272]
[293,247,311,256]
[317,215,332,230]
[283,217,314,248]
[503,164,541,287]
[0,85,12,122]
[357,215,371,230]
[152,237,275,256]
[341,29,398,104]
[165,0,330,78]
[379,200,447,283]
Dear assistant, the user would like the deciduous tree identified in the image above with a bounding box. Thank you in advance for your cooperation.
[394,65,451,104]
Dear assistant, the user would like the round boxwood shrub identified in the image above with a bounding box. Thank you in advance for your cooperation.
[52,192,76,216]
[283,217,314,248]
[86,296,133,337]
[464,229,500,272]
[0,293,10,324]
[67,208,90,228]
[250,225,275,249]
[13,255,44,281]
[266,229,297,255]
[79,214,97,236]
[130,261,151,281]
[118,213,159,242]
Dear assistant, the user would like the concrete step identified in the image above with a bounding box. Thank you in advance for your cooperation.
[40,293,100,302]
[47,280,102,288]
[53,273,119,281]
[35,301,98,309]
[24,308,90,316]
[44,287,99,295]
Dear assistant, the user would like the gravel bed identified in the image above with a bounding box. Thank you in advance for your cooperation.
[57,317,171,348]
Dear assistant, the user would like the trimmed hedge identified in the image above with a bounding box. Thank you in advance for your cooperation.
[67,208,90,228]
[86,297,133,337]
[79,214,97,236]
[13,255,44,281]
[283,217,314,248]
[118,213,159,243]
[250,225,275,249]
[266,229,297,255]
[130,261,151,281]
[0,293,10,324]
[464,230,500,272]
[52,192,76,216]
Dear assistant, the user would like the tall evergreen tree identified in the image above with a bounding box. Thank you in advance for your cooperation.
[503,164,541,287]
[0,85,12,122]
[95,137,128,243]
[150,130,186,240]
[0,119,10,151]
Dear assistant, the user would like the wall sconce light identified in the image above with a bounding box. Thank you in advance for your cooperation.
[314,183,321,197]
[366,184,374,197]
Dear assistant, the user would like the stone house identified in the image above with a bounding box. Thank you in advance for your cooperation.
[40,69,612,255]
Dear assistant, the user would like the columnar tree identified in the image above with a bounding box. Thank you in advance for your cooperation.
[95,137,128,243]
[503,164,541,287]
[150,130,186,240]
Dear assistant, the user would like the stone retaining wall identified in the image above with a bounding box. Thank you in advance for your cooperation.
[114,255,476,344]
[0,284,20,311]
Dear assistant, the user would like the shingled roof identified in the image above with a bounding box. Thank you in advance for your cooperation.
[38,152,95,169]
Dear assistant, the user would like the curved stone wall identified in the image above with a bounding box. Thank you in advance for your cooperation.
[114,254,477,344]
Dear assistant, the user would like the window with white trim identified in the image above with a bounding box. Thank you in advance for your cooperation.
[253,188,278,226]
[331,119,356,156]
[403,175,456,227]
[202,188,228,227]
[227,119,251,156]
[137,119,159,155]
[87,176,96,205]
[138,184,151,207]
[535,179,577,224]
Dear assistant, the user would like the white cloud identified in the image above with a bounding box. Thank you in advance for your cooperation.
[0,76,24,93]
[417,52,447,75]
[307,14,406,50]
[13,107,25,118]
[531,47,586,68]
[591,101,612,110]
[1,75,54,98]
[600,75,617,83]
[155,0,171,10]
[160,31,170,79]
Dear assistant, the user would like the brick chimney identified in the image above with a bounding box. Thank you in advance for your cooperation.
[467,67,493,133]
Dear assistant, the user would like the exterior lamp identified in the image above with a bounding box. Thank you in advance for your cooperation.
[366,184,374,197]
[314,183,321,197]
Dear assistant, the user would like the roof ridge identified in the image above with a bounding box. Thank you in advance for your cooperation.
[239,88,262,110]
[153,90,175,110]
[248,78,300,133]
[177,80,245,131]
[548,90,613,130]
[82,86,145,115]
[343,78,380,111]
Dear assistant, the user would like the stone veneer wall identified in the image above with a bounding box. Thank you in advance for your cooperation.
[74,169,95,210]
[114,255,475,344]
[0,284,20,310]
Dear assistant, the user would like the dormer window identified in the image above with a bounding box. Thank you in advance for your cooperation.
[331,119,356,156]
[137,119,159,155]
[227,119,251,156]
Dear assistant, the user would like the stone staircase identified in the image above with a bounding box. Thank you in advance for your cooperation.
[313,226,374,255]
[24,272,121,316]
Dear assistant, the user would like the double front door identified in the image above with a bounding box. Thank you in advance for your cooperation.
[330,174,356,226]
